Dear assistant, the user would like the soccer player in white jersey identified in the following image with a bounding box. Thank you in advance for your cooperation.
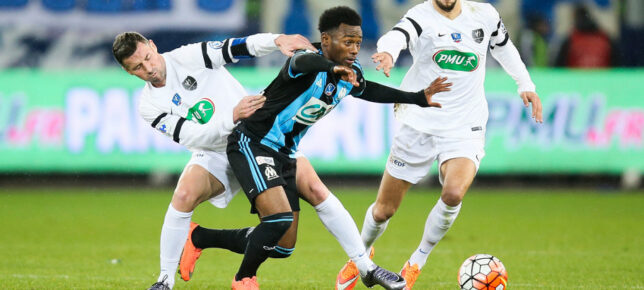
[335,1,543,289]
[113,32,379,290]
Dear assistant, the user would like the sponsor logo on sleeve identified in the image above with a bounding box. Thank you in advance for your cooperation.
[207,41,224,49]
[182,76,197,91]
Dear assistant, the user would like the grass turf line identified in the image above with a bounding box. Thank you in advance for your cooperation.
[0,187,643,289]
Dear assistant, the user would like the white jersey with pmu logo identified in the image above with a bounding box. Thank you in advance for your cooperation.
[138,33,280,152]
[377,0,536,138]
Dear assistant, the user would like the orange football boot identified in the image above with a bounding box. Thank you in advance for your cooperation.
[179,222,202,281]
[231,276,259,290]
[400,261,421,290]
[335,247,375,290]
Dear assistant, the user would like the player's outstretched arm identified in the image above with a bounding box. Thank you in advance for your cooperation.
[199,33,315,68]
[287,52,359,86]
[355,77,450,107]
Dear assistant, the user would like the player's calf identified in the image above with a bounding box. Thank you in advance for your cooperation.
[235,212,294,280]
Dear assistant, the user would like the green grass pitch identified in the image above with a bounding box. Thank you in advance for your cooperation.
[1,186,643,289]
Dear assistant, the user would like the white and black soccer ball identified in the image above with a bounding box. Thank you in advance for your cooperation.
[458,254,508,290]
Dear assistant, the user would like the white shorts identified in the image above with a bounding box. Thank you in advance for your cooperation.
[185,150,241,208]
[386,124,485,185]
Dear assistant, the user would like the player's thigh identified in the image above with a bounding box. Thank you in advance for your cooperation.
[277,211,300,248]
[254,186,293,217]
[228,130,300,214]
[180,150,242,208]
[436,137,484,201]
[295,156,329,206]
[173,165,224,211]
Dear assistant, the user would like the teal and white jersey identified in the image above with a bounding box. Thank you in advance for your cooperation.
[377,1,535,138]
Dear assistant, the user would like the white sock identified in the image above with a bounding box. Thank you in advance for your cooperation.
[361,203,389,249]
[409,198,461,269]
[158,204,193,288]
[314,193,376,276]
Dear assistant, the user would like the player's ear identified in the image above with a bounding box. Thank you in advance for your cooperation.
[148,39,158,52]
[321,32,331,47]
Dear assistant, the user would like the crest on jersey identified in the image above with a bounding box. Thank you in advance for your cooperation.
[182,76,197,91]
[172,93,182,105]
[324,83,336,96]
[451,33,462,43]
[472,29,484,43]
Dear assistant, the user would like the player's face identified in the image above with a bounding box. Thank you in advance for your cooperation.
[122,40,166,86]
[434,0,458,12]
[323,23,362,67]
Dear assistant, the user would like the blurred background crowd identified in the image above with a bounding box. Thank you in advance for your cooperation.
[0,0,642,69]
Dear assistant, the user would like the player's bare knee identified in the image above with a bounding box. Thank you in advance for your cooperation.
[172,187,201,210]
[441,189,464,206]
[305,182,329,206]
[373,204,396,222]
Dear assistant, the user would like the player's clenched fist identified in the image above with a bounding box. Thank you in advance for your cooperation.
[332,65,359,87]
[233,95,266,122]
[422,76,452,108]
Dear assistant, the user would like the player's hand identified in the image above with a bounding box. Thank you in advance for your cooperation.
[275,34,318,57]
[520,91,543,123]
[371,52,394,77]
[333,65,359,87]
[422,76,452,108]
[233,95,266,123]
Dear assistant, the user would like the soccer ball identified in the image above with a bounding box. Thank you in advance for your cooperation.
[458,254,508,290]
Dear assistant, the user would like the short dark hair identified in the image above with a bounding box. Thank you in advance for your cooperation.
[318,6,362,33]
[112,32,148,66]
